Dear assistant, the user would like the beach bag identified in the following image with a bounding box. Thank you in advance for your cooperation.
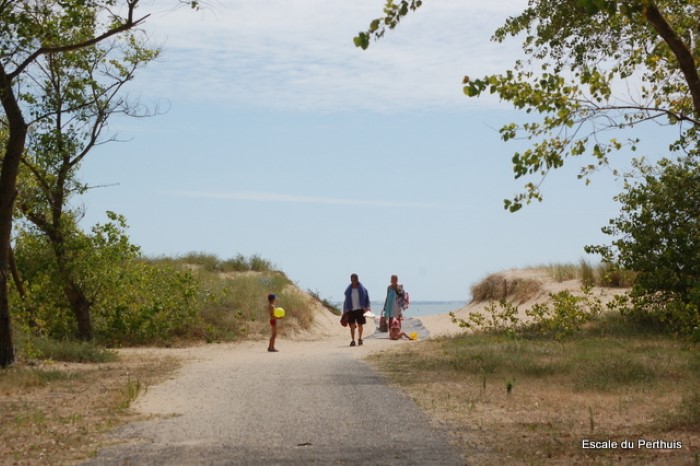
[340,313,349,327]
[379,316,388,332]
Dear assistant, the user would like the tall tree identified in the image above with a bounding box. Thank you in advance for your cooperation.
[355,0,700,210]
[15,31,159,340]
[0,0,198,367]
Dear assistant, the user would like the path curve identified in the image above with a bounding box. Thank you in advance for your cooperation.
[82,311,465,465]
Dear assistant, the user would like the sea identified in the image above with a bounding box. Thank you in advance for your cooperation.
[370,301,467,317]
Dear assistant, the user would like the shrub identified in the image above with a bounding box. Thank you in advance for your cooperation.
[12,215,199,345]
[587,156,700,334]
[454,288,603,340]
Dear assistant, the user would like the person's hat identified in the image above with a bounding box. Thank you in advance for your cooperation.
[391,319,401,328]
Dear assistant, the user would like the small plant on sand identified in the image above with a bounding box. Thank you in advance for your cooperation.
[120,375,142,409]
[307,289,341,315]
[452,288,603,339]
[525,289,603,339]
[450,299,521,335]
[505,378,515,394]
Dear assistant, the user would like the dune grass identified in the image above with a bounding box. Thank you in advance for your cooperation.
[149,251,277,273]
[470,273,542,304]
[367,313,700,464]
[189,268,316,341]
[529,259,636,288]
[140,253,325,343]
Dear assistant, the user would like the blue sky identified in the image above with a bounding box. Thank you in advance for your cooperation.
[77,0,670,302]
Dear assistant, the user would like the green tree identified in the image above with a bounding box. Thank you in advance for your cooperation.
[586,157,700,332]
[0,0,196,367]
[355,0,700,210]
[13,212,199,344]
[15,28,159,341]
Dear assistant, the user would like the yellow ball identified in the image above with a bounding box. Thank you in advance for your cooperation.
[273,307,285,319]
[409,331,418,340]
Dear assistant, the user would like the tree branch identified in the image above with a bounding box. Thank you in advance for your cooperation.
[643,2,700,119]
[8,2,149,81]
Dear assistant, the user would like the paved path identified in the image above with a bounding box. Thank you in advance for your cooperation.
[83,320,465,465]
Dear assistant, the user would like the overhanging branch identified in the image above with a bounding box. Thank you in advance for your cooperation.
[8,1,149,81]
[643,2,700,121]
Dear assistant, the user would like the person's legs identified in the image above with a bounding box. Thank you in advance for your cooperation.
[349,323,356,345]
[268,321,277,351]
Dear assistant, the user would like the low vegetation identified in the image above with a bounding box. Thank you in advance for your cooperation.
[367,268,699,463]
[185,263,317,342]
[369,314,699,464]
[0,351,178,465]
[11,252,324,357]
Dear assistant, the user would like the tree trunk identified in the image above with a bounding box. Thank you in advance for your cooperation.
[0,67,29,367]
[0,271,13,367]
[64,282,93,341]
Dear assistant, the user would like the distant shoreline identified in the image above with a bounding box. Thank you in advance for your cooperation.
[372,300,468,306]
[333,300,468,306]
[329,301,468,318]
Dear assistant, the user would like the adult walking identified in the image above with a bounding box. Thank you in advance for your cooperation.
[343,273,370,347]
[382,274,408,330]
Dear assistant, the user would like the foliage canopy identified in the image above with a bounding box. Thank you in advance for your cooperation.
[586,157,700,333]
[355,0,700,210]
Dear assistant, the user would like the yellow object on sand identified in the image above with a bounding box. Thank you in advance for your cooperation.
[274,307,285,319]
[409,331,418,340]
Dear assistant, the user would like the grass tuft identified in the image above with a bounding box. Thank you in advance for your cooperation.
[528,261,636,288]
[21,335,118,363]
[470,273,542,304]
[152,252,278,273]
[0,367,80,390]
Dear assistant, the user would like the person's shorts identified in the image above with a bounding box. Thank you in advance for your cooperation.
[348,309,366,325]
[269,319,276,327]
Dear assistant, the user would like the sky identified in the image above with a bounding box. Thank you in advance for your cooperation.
[77,0,671,302]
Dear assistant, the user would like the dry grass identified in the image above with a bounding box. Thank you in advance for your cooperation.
[471,273,543,304]
[530,261,637,288]
[191,270,320,342]
[0,353,180,465]
[366,322,700,465]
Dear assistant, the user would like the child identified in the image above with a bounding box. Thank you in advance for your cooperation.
[389,318,413,341]
[267,293,279,352]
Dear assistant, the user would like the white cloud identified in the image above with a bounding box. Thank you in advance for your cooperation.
[134,0,527,112]
[170,190,446,209]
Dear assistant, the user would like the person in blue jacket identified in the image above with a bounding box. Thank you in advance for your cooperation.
[343,273,370,347]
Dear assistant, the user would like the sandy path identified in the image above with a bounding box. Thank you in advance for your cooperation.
[81,311,465,465]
